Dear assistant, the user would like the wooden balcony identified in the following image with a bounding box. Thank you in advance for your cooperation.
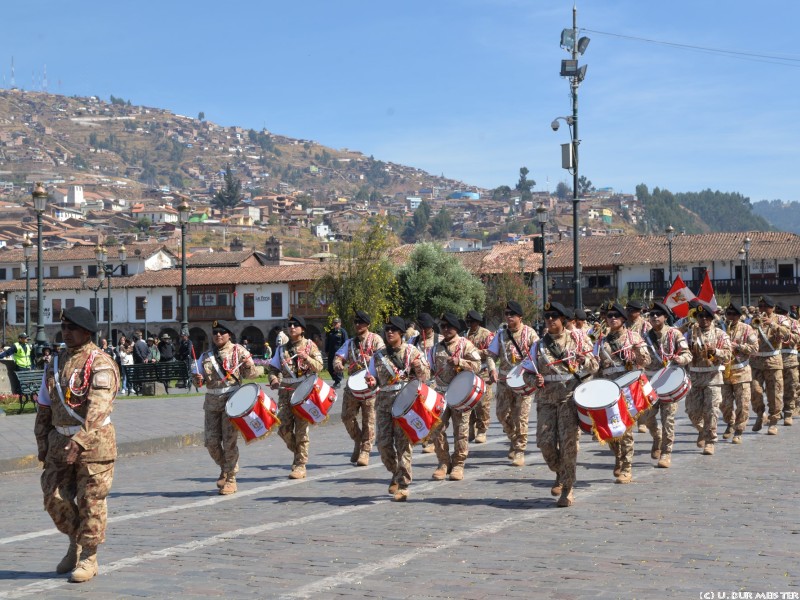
[188,305,235,321]
[627,277,800,298]
[289,303,329,319]
[549,286,617,308]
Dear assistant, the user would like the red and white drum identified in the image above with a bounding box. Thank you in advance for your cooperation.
[649,366,691,403]
[574,379,631,440]
[506,364,538,396]
[444,371,485,411]
[290,376,337,424]
[346,370,376,401]
[391,380,446,444]
[225,383,280,443]
[613,370,658,420]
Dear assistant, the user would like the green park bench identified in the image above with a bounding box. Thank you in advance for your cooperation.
[124,362,190,396]
[13,369,45,414]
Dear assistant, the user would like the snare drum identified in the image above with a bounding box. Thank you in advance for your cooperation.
[391,380,446,444]
[506,364,538,396]
[346,369,376,401]
[573,379,633,441]
[444,371,485,412]
[613,370,658,420]
[649,366,691,403]
[225,383,280,443]
[290,376,337,424]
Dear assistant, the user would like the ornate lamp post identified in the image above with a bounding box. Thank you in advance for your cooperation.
[666,224,675,288]
[536,203,550,306]
[23,234,33,336]
[738,248,746,306]
[143,296,148,339]
[80,267,106,344]
[32,183,48,353]
[744,236,752,306]
[178,200,191,335]
[96,243,127,345]
[1,296,6,348]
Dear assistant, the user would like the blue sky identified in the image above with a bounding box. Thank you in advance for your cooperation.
[3,1,800,202]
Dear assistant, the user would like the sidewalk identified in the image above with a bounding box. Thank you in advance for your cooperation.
[0,381,339,474]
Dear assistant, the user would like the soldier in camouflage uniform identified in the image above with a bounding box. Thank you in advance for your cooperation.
[193,320,257,495]
[268,315,324,479]
[409,312,439,453]
[597,301,652,483]
[365,316,429,502]
[750,296,790,435]
[721,302,758,445]
[685,303,732,455]
[333,310,385,466]
[641,301,692,468]
[465,309,495,444]
[528,302,598,507]
[35,307,119,583]
[487,300,540,467]
[774,302,800,426]
[429,313,482,481]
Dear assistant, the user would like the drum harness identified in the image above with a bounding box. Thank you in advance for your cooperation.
[540,333,589,383]
[204,346,243,395]
[375,346,411,391]
[277,342,307,386]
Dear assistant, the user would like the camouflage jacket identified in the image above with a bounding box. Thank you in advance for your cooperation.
[332,331,385,374]
[466,326,496,381]
[198,340,258,390]
[368,343,430,391]
[723,320,758,385]
[686,324,732,386]
[431,335,482,391]
[642,325,692,374]
[530,329,599,404]
[597,327,652,379]
[268,337,323,387]
[487,324,540,377]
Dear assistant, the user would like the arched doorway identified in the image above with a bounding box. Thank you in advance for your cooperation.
[189,326,208,356]
[240,325,264,356]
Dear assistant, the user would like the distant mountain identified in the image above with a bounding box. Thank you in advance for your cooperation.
[752,200,800,234]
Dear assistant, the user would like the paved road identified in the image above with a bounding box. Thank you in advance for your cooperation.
[0,386,798,599]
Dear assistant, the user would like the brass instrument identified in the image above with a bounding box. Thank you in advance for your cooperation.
[691,323,716,362]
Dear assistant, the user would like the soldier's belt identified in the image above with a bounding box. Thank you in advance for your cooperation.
[780,349,798,355]
[690,365,725,373]
[281,376,305,384]
[55,416,111,436]
[206,386,237,396]
[754,351,780,357]
[543,374,573,382]
[380,383,404,392]
[730,360,749,370]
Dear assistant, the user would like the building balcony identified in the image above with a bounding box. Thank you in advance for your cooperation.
[289,303,328,319]
[188,305,235,321]
[627,277,800,299]
[548,286,617,308]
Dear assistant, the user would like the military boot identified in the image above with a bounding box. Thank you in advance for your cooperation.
[432,463,449,481]
[784,415,793,426]
[356,451,370,467]
[550,475,563,497]
[767,425,779,435]
[449,465,464,481]
[696,431,705,448]
[511,452,525,467]
[613,456,622,478]
[637,423,647,433]
[56,536,81,574]
[651,438,662,460]
[722,425,733,440]
[615,470,632,484]
[703,443,715,455]
[421,442,435,454]
[556,487,574,507]
[216,471,227,489]
[732,433,743,444]
[69,548,98,583]
[350,441,360,464]
[219,474,237,495]
[393,488,409,502]
[388,480,399,495]
[752,413,764,432]
[289,465,306,479]
[657,454,671,468]
[474,432,487,444]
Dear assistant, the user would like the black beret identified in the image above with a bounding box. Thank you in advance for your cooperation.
[288,315,307,329]
[465,309,484,324]
[649,301,673,317]
[604,301,628,320]
[693,304,714,318]
[211,320,234,335]
[62,306,99,334]
[385,316,406,331]
[725,301,744,316]
[354,310,372,325]
[439,312,461,330]
[775,301,790,314]
[573,307,588,320]
[626,299,644,311]
[505,300,524,316]
[544,301,571,319]
[759,295,776,307]
[417,312,434,329]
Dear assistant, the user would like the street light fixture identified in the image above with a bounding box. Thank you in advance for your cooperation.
[0,296,6,348]
[32,183,48,354]
[536,203,550,307]
[744,235,751,306]
[738,248,746,306]
[178,200,191,336]
[666,224,675,288]
[554,4,590,309]
[96,243,127,345]
[80,267,106,344]
[22,234,33,337]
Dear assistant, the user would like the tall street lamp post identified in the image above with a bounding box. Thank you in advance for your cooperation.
[23,234,33,336]
[80,267,106,344]
[744,236,751,306]
[738,248,746,306]
[536,203,550,307]
[1,296,6,348]
[32,183,48,353]
[178,200,191,335]
[143,297,149,340]
[96,243,127,345]
[666,224,675,289]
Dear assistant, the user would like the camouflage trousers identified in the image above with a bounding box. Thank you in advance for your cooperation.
[536,398,580,490]
[468,379,494,436]
[495,382,532,452]
[277,388,310,467]
[340,387,376,453]
[203,392,239,474]
[607,429,634,473]
[644,401,679,455]
[432,406,469,468]
[782,364,798,416]
[375,392,413,489]
[751,367,783,423]
[41,431,114,549]
[685,384,722,444]
[721,381,751,433]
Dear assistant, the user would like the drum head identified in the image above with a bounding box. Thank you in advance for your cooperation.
[391,381,419,417]
[506,364,526,385]
[225,383,259,418]
[574,379,620,409]
[652,366,685,392]
[347,370,369,392]
[613,370,643,389]
[290,376,317,406]
[445,371,476,406]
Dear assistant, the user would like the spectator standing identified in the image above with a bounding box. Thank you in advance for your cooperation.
[132,331,149,365]
[158,334,175,362]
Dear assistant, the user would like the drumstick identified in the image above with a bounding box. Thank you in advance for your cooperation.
[190,344,201,379]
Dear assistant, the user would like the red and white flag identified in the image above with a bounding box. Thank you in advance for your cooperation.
[664,275,696,318]
[696,271,718,312]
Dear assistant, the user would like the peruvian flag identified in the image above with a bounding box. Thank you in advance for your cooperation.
[696,271,718,312]
[664,275,696,318]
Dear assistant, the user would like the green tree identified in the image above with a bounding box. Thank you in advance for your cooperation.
[484,269,538,326]
[412,200,432,239]
[136,217,151,231]
[198,111,205,121]
[578,175,594,196]
[492,185,512,201]
[211,164,242,217]
[429,208,453,239]
[556,181,571,200]
[396,243,485,319]
[516,166,534,202]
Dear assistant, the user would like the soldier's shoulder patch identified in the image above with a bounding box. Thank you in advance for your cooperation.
[93,368,113,389]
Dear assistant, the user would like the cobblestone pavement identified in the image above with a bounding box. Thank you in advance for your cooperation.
[0,386,798,599]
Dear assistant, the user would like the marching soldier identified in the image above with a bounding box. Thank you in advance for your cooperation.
[721,301,758,445]
[268,315,324,479]
[465,309,495,444]
[685,303,732,455]
[487,300,540,467]
[528,302,598,507]
[750,296,789,435]
[194,320,258,494]
[641,301,692,467]
[773,302,800,426]
[365,316,430,501]
[429,313,482,481]
[409,312,439,453]
[35,307,119,583]
[596,301,651,483]
[333,310,385,466]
